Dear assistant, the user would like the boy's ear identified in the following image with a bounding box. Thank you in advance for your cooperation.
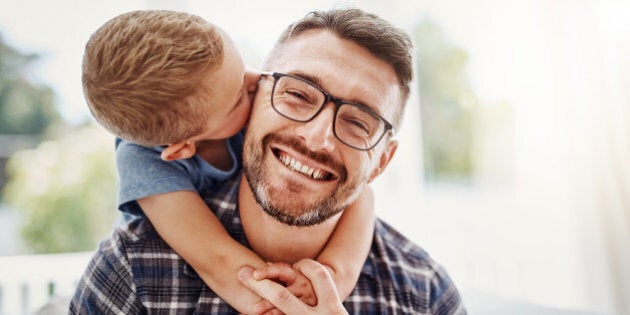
[160,140,197,161]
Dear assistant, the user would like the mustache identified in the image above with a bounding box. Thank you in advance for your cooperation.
[262,133,347,181]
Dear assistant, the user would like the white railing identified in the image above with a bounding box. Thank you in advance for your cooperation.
[0,252,92,315]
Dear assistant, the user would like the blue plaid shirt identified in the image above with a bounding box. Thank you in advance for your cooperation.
[70,175,466,314]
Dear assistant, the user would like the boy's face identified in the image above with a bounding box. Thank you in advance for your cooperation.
[194,31,257,141]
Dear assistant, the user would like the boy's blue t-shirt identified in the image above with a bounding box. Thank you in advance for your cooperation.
[115,131,244,216]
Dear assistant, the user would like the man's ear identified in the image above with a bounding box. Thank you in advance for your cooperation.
[160,140,197,161]
[367,139,398,183]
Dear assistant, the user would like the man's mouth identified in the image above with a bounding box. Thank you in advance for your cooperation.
[275,150,334,181]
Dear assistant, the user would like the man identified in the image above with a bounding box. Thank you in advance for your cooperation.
[70,8,466,314]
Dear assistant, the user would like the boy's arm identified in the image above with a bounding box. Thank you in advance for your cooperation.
[139,191,274,315]
[316,185,375,300]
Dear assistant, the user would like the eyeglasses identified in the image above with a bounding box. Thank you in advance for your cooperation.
[260,71,394,151]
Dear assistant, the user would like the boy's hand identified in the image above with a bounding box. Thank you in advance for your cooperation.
[252,262,317,306]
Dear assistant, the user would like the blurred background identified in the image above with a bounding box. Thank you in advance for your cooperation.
[0,0,628,314]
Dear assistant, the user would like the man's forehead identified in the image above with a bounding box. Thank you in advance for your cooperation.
[269,30,401,118]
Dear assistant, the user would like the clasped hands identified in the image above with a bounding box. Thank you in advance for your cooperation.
[237,259,348,315]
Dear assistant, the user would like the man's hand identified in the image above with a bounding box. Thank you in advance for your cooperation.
[251,261,317,306]
[238,259,348,315]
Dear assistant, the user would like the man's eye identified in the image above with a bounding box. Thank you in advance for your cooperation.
[287,90,308,101]
[339,115,372,136]
[349,120,371,135]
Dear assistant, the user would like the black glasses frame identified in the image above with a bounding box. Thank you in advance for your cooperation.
[260,71,394,151]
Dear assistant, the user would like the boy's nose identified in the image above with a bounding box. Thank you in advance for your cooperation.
[244,69,260,95]
[245,69,259,85]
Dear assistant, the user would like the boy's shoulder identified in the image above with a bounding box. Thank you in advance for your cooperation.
[115,137,172,174]
[115,137,163,153]
[114,131,243,165]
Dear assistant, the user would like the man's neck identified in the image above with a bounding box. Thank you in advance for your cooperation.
[238,177,341,264]
[196,139,232,171]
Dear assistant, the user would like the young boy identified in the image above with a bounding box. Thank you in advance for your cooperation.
[82,10,374,314]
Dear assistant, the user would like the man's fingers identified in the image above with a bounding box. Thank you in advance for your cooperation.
[238,266,308,315]
[294,259,343,310]
[253,299,276,315]
[259,308,283,315]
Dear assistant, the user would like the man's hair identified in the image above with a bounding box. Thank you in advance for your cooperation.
[265,8,414,129]
[82,10,224,146]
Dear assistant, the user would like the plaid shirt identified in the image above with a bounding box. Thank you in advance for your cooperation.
[70,175,466,314]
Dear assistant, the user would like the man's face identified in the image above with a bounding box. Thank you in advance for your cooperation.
[243,30,400,226]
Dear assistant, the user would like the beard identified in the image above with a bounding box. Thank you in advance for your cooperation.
[242,132,365,227]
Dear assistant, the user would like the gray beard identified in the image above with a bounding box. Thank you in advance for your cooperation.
[242,133,362,227]
[247,176,344,226]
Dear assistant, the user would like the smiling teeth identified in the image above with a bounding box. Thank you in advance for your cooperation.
[279,153,327,180]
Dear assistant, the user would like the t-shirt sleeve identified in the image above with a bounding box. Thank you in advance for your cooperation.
[115,139,197,216]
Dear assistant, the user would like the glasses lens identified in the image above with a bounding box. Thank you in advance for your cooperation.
[269,73,389,151]
[272,76,324,121]
[335,104,386,150]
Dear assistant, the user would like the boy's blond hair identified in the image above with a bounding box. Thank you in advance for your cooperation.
[83,10,224,146]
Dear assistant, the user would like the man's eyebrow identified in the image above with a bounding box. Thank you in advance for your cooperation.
[286,70,324,89]
[285,70,377,111]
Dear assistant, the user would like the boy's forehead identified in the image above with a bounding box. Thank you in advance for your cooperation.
[217,27,234,48]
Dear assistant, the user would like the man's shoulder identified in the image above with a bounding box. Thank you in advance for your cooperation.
[349,219,466,314]
[71,218,229,313]
[365,219,447,290]
[371,219,434,267]
[69,218,167,313]
[99,218,203,287]
[96,219,167,261]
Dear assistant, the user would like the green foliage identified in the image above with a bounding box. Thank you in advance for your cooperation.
[0,31,115,254]
[0,32,61,135]
[3,125,118,253]
[413,19,477,182]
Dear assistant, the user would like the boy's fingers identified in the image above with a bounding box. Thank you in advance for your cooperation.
[254,262,297,284]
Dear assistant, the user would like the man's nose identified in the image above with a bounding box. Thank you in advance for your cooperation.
[294,102,336,153]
